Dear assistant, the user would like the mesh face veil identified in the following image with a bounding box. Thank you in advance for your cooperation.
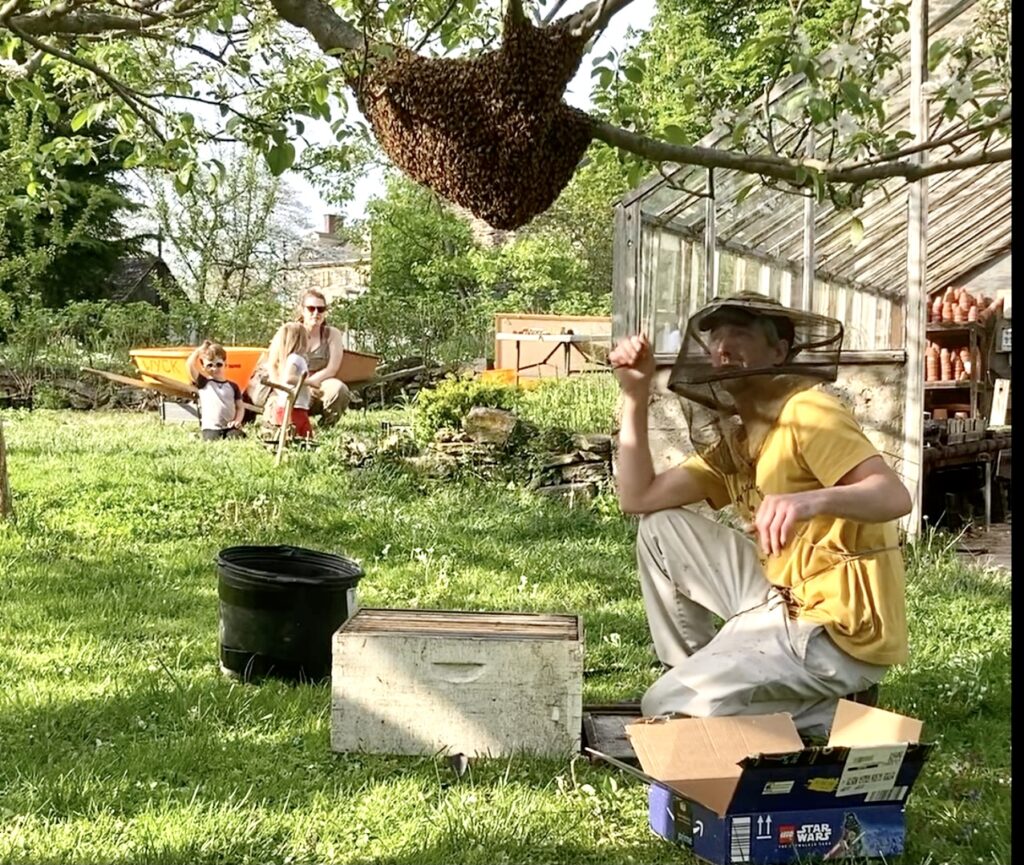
[667,293,844,476]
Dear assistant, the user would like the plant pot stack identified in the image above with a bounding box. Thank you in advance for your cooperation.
[927,287,1003,325]
[924,342,980,383]
[924,288,1003,384]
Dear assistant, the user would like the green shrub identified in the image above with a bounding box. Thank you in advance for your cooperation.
[413,377,521,443]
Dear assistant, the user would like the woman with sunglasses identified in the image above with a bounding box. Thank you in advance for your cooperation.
[186,340,246,440]
[249,290,352,427]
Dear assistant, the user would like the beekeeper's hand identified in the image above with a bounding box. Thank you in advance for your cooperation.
[754,492,815,556]
[609,334,655,397]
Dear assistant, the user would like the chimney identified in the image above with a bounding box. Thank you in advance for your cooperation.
[324,213,342,236]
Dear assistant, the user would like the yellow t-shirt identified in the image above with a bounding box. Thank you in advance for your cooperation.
[682,387,908,667]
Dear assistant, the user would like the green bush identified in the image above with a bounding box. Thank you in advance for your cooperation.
[413,377,521,443]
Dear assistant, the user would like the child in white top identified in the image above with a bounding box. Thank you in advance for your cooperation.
[267,322,313,438]
[186,340,245,440]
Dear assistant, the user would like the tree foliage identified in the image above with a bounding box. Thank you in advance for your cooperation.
[143,147,312,344]
[0,89,140,319]
[341,173,612,364]
[0,0,1011,226]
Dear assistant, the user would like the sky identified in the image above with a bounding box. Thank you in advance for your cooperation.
[291,0,657,231]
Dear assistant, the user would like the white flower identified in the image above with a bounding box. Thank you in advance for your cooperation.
[832,42,862,73]
[712,108,736,129]
[946,78,974,105]
[831,111,860,137]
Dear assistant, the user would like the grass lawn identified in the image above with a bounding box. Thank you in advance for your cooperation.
[0,408,1010,864]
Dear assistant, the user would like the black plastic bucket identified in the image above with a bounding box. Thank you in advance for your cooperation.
[217,545,364,683]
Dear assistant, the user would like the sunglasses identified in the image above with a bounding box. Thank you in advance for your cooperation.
[305,305,327,313]
[204,360,225,369]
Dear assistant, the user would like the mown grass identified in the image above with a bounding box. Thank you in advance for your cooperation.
[0,408,1011,864]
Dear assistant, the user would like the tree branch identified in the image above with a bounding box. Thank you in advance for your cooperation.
[413,0,459,52]
[505,0,526,28]
[589,118,1012,188]
[845,109,1011,170]
[6,9,154,34]
[541,0,571,26]
[11,24,166,141]
[563,0,637,40]
[267,0,365,55]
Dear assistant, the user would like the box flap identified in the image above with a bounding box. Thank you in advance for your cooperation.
[626,714,803,816]
[828,699,923,747]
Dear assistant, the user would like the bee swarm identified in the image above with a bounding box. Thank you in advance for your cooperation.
[358,15,594,230]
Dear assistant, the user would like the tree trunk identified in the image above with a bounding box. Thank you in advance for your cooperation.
[0,419,14,522]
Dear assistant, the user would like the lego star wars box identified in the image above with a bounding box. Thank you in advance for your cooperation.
[591,700,932,864]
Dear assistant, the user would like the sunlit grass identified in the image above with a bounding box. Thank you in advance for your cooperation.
[0,408,1010,864]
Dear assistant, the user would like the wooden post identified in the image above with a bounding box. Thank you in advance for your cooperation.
[612,203,641,342]
[704,169,717,303]
[0,419,13,521]
[801,130,816,310]
[901,0,930,540]
[275,370,308,467]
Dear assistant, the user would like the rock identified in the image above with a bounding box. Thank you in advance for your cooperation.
[559,462,611,483]
[463,406,518,446]
[542,452,580,468]
[571,433,612,454]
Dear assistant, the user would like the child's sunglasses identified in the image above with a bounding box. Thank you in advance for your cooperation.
[305,305,327,313]
[204,360,225,369]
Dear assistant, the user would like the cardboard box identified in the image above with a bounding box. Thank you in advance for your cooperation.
[594,701,932,864]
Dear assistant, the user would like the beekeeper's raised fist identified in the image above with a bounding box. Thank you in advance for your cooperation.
[609,334,655,397]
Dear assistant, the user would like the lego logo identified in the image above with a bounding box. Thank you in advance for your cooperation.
[779,826,795,846]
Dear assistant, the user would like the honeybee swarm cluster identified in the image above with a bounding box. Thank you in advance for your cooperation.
[358,16,595,230]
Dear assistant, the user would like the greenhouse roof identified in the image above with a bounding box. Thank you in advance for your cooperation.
[619,0,1011,300]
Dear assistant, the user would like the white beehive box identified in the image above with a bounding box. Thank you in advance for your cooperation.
[331,608,584,758]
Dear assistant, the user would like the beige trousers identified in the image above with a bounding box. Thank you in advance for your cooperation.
[249,376,352,427]
[637,508,887,734]
[310,378,352,427]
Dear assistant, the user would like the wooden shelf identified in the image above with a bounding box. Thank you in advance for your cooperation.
[927,322,988,336]
[925,381,987,390]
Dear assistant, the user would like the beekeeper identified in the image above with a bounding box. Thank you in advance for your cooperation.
[610,292,912,735]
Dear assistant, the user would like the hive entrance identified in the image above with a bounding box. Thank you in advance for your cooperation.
[358,14,595,230]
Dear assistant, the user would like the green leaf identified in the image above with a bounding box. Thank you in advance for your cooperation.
[122,148,142,169]
[173,164,193,194]
[849,216,864,247]
[623,65,644,84]
[597,68,614,89]
[839,80,863,109]
[70,108,91,132]
[927,38,951,71]
[662,124,688,145]
[735,181,758,205]
[265,141,295,176]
